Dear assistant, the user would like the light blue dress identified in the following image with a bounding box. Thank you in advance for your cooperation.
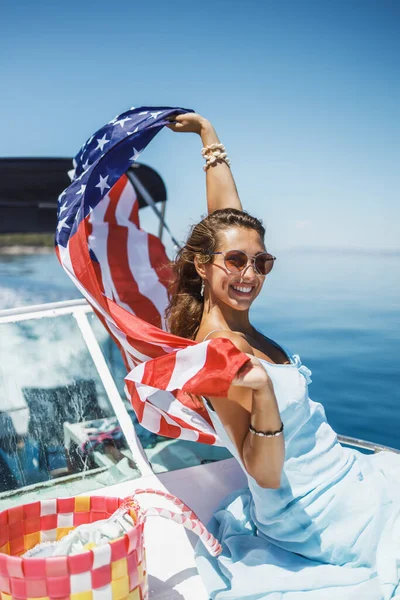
[195,347,400,600]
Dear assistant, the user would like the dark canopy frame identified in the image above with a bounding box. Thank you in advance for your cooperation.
[0,158,167,234]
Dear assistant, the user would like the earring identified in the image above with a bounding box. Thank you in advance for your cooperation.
[200,280,205,297]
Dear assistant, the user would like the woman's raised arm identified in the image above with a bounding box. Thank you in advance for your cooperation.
[167,113,242,214]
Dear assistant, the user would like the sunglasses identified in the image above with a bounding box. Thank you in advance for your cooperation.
[208,250,276,275]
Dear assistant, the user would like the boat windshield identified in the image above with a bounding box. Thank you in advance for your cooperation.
[0,301,231,508]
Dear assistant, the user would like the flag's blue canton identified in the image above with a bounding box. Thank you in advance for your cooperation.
[55,106,193,248]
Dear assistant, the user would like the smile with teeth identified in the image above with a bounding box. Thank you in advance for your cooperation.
[231,284,254,294]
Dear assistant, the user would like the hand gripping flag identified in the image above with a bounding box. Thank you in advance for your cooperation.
[55,106,249,445]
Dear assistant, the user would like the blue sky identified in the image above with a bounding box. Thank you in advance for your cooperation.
[2,0,399,252]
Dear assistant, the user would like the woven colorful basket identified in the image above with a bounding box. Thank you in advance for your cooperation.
[0,488,221,600]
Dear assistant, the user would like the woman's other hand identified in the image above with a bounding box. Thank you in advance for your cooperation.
[232,354,271,391]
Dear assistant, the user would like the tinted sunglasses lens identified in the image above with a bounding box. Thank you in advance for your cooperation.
[255,253,275,275]
[224,251,248,272]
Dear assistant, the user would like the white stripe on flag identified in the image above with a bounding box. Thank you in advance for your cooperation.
[124,220,169,318]
[58,244,106,318]
[141,401,163,434]
[106,320,151,363]
[149,390,214,439]
[113,179,168,320]
[115,179,169,322]
[167,343,209,391]
[114,177,137,224]
[89,198,134,315]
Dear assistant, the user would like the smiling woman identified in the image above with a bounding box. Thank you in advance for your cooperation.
[165,112,400,600]
[165,209,269,340]
[197,225,268,308]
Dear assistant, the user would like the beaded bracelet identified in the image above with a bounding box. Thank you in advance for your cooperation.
[201,143,226,156]
[201,143,231,171]
[249,422,284,437]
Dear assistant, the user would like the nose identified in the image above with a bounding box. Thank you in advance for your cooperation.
[239,262,257,281]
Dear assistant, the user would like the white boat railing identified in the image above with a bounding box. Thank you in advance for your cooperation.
[0,297,154,491]
[337,434,400,455]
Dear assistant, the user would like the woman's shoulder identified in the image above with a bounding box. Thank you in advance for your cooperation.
[200,328,254,354]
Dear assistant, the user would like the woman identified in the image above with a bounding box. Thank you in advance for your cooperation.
[166,114,400,599]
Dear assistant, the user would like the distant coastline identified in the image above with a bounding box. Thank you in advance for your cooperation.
[282,247,400,257]
[0,246,54,255]
[0,233,54,255]
[0,234,399,257]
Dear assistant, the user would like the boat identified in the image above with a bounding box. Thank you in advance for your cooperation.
[0,158,399,599]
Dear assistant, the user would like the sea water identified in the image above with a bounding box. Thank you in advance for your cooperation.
[1,250,399,449]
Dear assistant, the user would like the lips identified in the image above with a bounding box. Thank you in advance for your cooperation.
[230,284,255,296]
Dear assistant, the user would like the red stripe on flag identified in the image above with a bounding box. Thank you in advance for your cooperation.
[160,392,214,432]
[104,175,125,223]
[105,296,193,355]
[86,218,107,298]
[127,381,146,421]
[142,352,176,389]
[123,335,165,360]
[147,233,174,291]
[157,414,181,438]
[174,389,213,426]
[92,307,134,373]
[197,431,215,444]
[129,194,139,227]
[91,260,106,298]
[68,218,107,310]
[182,339,250,398]
[105,181,163,327]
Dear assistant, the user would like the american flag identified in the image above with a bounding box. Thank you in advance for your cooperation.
[55,106,249,445]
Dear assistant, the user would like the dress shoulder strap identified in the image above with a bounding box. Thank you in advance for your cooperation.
[203,329,229,342]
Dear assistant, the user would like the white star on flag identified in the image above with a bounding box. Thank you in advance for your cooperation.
[76,184,87,196]
[58,189,67,202]
[95,134,110,151]
[95,174,111,194]
[129,147,141,162]
[57,215,70,233]
[75,171,86,182]
[150,111,162,119]
[82,159,90,171]
[113,117,132,128]
[126,126,139,135]
[59,202,69,214]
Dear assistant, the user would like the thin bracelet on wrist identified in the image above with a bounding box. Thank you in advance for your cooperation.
[249,422,284,438]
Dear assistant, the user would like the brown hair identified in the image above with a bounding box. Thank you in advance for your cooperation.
[165,208,265,340]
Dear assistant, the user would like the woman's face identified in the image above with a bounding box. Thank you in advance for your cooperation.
[202,226,267,311]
